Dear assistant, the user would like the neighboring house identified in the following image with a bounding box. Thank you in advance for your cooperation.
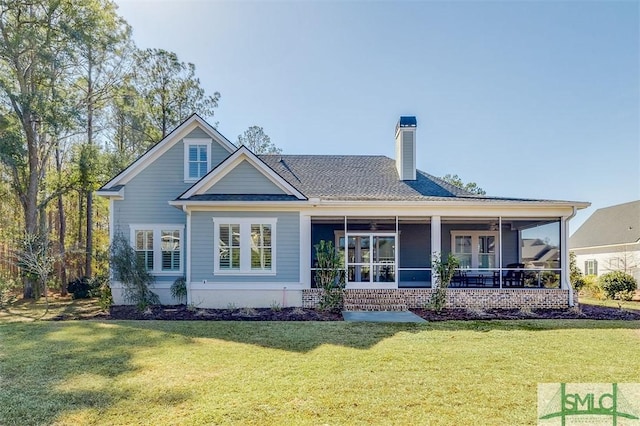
[570,200,640,282]
[98,114,589,310]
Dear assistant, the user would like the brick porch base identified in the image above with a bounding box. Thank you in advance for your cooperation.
[303,288,575,310]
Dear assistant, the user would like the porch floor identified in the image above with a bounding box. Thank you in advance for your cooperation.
[342,311,427,323]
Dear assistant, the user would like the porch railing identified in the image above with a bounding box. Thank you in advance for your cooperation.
[310,267,562,289]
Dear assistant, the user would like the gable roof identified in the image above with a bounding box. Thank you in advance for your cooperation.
[570,200,640,248]
[100,114,236,190]
[179,146,307,200]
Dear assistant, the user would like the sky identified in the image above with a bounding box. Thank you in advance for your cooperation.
[115,0,639,233]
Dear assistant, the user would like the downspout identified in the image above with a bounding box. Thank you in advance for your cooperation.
[183,206,192,306]
[564,207,578,307]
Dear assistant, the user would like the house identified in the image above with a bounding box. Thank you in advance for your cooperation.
[570,200,640,282]
[97,114,589,310]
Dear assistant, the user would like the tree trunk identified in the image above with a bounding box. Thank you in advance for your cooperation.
[85,48,94,278]
[55,145,67,295]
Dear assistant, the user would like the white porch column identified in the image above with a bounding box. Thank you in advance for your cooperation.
[560,214,574,306]
[300,214,312,288]
[431,215,441,288]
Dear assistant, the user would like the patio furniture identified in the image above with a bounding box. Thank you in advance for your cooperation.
[451,270,467,287]
[503,263,525,287]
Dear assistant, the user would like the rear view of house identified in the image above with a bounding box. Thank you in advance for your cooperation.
[98,114,589,310]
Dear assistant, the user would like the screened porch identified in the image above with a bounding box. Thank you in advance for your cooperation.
[310,216,564,289]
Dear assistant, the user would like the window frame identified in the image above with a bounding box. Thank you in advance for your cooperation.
[450,231,499,269]
[129,224,185,275]
[585,259,598,275]
[334,231,398,284]
[184,138,212,182]
[213,218,277,276]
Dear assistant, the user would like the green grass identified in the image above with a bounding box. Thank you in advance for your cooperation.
[1,318,638,425]
[579,296,640,311]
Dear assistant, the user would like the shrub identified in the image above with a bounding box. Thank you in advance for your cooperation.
[581,275,604,299]
[67,277,100,299]
[0,277,19,307]
[170,277,187,305]
[314,240,345,311]
[110,233,159,311]
[429,253,459,313]
[599,271,637,300]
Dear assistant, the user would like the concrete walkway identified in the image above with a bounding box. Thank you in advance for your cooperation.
[342,311,427,323]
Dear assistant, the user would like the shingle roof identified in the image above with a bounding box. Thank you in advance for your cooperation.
[257,154,564,202]
[256,155,476,201]
[570,200,640,248]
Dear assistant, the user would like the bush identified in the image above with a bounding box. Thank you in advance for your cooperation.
[581,275,604,299]
[0,277,19,307]
[429,253,459,313]
[572,275,587,291]
[170,277,187,304]
[110,233,159,311]
[67,277,100,299]
[599,271,637,299]
[314,240,345,311]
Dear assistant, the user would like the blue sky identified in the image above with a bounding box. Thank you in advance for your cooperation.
[116,0,639,233]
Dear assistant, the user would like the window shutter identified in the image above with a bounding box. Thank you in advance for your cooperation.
[593,260,598,275]
[584,261,588,274]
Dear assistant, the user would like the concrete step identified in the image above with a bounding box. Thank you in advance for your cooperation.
[343,303,408,312]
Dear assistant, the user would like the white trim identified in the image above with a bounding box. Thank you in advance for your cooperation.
[183,138,212,182]
[450,230,500,269]
[189,282,305,290]
[102,114,235,189]
[96,186,124,200]
[300,214,312,288]
[571,241,640,251]
[129,224,185,275]
[334,231,398,288]
[212,217,278,275]
[180,146,307,200]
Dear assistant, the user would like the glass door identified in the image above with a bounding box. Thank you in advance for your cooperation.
[338,232,397,287]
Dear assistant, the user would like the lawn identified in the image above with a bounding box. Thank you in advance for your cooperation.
[1,317,638,425]
[579,295,640,311]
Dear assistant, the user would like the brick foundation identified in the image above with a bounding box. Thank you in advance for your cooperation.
[303,288,576,310]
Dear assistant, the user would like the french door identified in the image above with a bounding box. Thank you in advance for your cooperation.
[336,232,397,287]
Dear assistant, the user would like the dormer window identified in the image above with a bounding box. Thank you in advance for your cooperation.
[184,138,212,182]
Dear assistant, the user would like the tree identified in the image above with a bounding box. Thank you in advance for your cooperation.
[134,48,219,142]
[440,174,486,195]
[68,0,132,279]
[237,126,282,154]
[0,0,80,296]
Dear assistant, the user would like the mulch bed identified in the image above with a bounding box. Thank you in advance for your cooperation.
[412,304,640,321]
[91,304,640,322]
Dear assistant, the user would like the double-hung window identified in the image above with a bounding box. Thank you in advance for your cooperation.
[585,259,597,275]
[451,231,498,269]
[184,138,212,181]
[214,218,276,275]
[130,225,184,274]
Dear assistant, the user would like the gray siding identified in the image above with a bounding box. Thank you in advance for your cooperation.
[112,141,190,238]
[401,130,415,179]
[205,160,286,195]
[112,127,233,239]
[190,211,300,283]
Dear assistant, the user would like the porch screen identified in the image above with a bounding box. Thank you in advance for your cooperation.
[341,233,396,283]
